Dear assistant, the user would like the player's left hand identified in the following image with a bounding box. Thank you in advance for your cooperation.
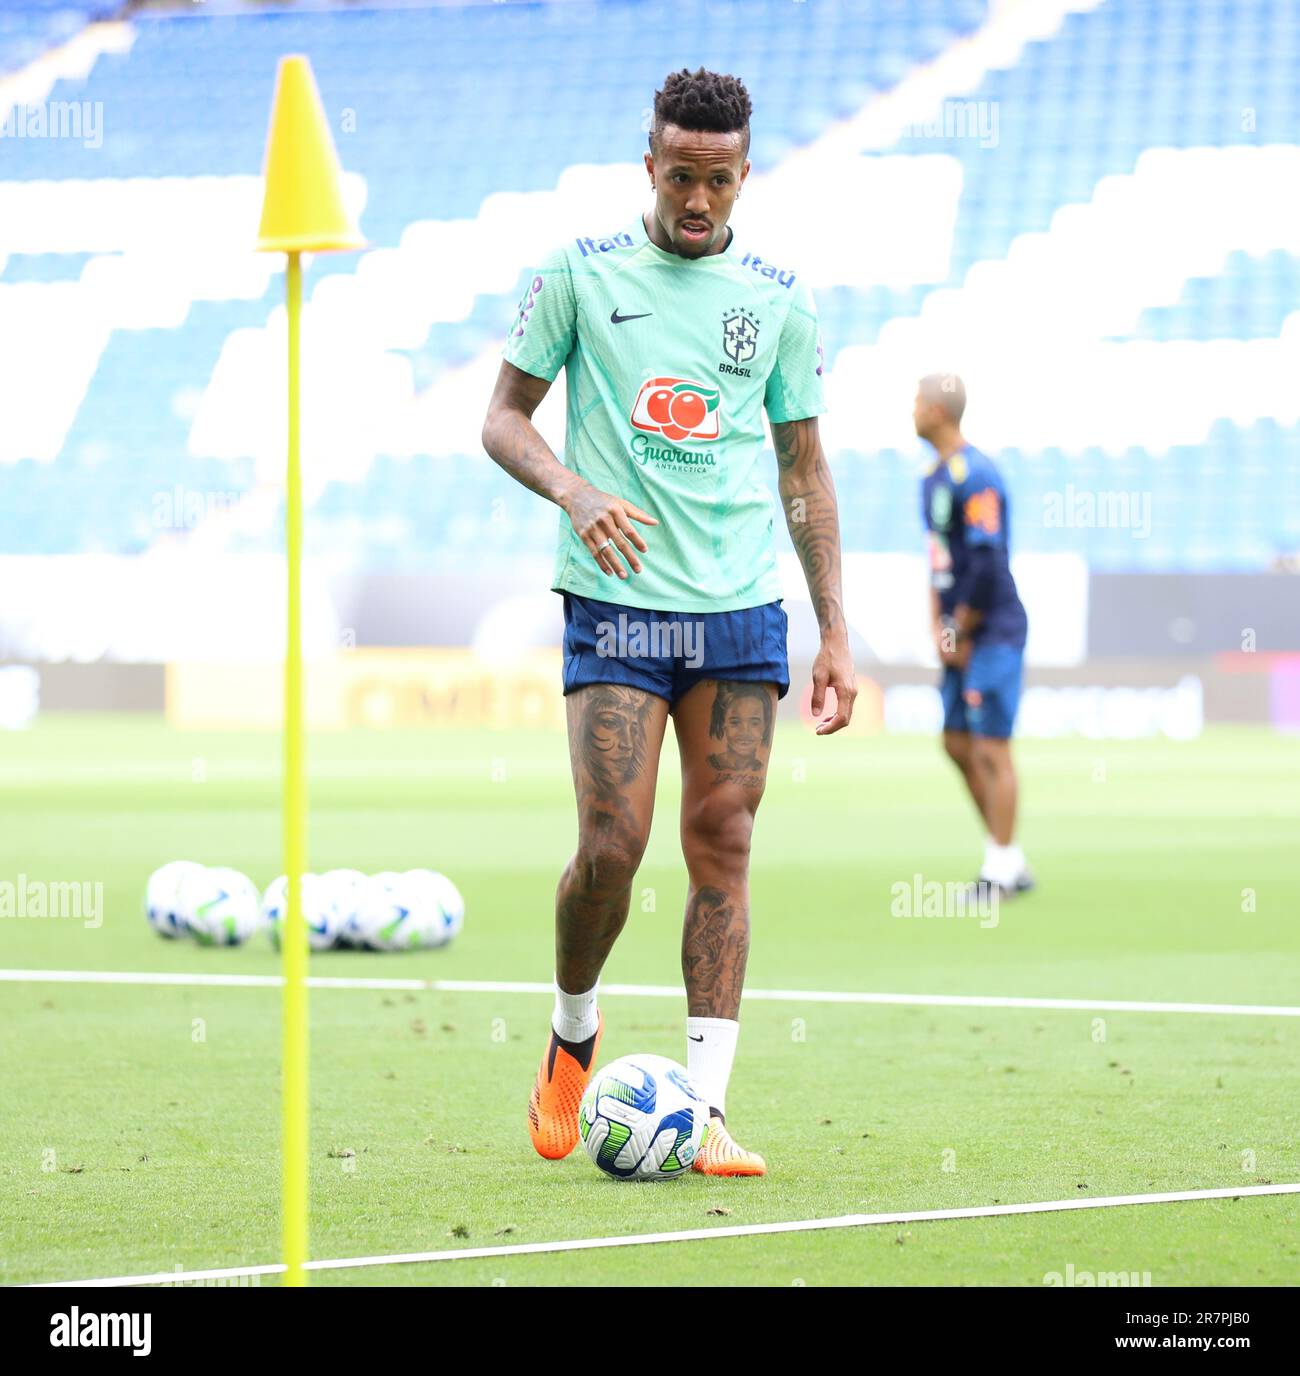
[811,631,857,735]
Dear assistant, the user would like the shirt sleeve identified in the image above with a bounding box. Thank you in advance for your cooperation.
[501,245,577,382]
[953,545,996,611]
[952,469,1002,608]
[763,280,826,423]
[959,475,1004,550]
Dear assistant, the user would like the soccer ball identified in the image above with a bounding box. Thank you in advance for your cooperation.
[181,866,263,947]
[262,873,343,952]
[428,870,464,942]
[394,869,452,949]
[320,868,368,948]
[355,870,444,951]
[350,870,410,950]
[400,868,465,948]
[144,860,205,938]
[579,1054,709,1181]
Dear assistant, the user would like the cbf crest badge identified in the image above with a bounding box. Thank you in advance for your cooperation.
[722,307,760,366]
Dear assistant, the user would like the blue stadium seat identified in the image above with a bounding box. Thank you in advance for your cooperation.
[2,0,1298,572]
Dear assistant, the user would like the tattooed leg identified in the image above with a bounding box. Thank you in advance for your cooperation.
[556,684,668,992]
[681,883,750,1020]
[673,679,777,1019]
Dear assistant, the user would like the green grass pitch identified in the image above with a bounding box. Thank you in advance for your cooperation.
[1,715,1297,1286]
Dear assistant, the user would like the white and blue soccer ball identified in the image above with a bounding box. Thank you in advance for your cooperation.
[356,871,435,951]
[351,870,410,950]
[144,860,205,939]
[579,1054,709,1181]
[262,873,343,952]
[427,870,464,942]
[394,869,452,949]
[320,868,368,948]
[401,869,465,948]
[181,866,264,947]
[339,870,465,951]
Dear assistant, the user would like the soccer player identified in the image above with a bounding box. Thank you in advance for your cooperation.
[482,68,856,1176]
[914,374,1033,898]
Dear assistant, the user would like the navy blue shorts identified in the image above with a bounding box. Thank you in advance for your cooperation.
[561,592,790,707]
[941,640,1024,740]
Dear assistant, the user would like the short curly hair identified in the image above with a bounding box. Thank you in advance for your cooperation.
[651,68,752,156]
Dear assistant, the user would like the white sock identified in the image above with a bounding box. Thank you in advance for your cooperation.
[981,842,1024,887]
[687,1017,739,1119]
[980,839,1000,882]
[552,976,599,1043]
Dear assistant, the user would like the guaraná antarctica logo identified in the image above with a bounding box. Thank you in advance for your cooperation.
[628,376,722,475]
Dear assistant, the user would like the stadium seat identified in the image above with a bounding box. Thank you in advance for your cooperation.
[1,0,1296,573]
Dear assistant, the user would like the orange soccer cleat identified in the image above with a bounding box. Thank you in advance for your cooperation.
[527,1012,603,1160]
[691,1116,767,1177]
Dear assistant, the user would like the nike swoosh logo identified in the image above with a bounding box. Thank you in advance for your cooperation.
[610,308,652,325]
[688,1034,705,1042]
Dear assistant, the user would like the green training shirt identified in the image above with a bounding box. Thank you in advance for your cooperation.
[501,213,825,613]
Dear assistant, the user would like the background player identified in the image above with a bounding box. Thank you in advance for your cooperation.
[914,374,1033,898]
[482,68,856,1176]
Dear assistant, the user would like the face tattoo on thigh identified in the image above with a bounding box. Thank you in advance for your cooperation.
[707,682,773,788]
[581,685,652,794]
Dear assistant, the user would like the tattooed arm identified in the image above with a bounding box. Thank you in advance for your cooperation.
[772,416,857,734]
[482,360,657,581]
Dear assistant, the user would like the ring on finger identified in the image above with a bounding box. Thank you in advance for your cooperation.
[596,539,614,552]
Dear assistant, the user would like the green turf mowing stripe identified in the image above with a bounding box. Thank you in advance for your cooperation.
[34,1183,1300,1288]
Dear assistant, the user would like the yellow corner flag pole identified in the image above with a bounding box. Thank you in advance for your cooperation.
[255,53,366,1289]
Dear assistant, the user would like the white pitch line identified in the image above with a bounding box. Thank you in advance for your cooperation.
[33,1182,1300,1287]
[2,968,1298,1018]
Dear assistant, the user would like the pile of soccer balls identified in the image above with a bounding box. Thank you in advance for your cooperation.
[144,862,464,951]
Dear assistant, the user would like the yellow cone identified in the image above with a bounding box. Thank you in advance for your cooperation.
[256,54,366,253]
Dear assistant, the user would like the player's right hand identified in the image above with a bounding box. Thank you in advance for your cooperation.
[563,483,658,580]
